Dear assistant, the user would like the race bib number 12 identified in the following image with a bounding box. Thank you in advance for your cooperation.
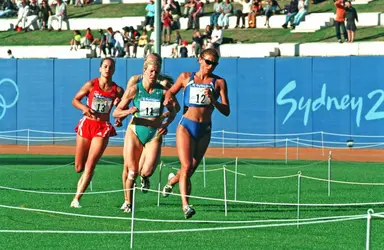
[189,87,210,105]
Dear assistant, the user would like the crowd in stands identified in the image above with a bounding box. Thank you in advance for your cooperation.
[1,0,364,59]
[1,0,69,31]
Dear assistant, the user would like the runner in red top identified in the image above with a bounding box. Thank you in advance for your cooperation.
[71,57,124,208]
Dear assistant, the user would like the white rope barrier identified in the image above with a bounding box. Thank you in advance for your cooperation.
[0,204,369,224]
[301,176,384,186]
[0,162,74,172]
[0,216,367,235]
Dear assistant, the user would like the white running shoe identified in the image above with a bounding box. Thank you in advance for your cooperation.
[162,184,173,198]
[70,200,81,208]
[183,205,196,219]
[162,173,176,197]
[168,173,175,181]
[140,176,150,193]
[123,204,132,213]
[120,201,129,210]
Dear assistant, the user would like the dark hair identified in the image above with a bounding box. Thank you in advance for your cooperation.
[160,74,175,85]
[100,57,116,68]
[200,48,219,61]
[7,49,12,54]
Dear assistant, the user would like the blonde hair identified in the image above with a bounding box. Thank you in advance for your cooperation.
[144,59,161,70]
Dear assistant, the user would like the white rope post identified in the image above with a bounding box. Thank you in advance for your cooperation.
[157,161,163,207]
[328,151,332,197]
[321,131,324,156]
[27,128,30,152]
[90,180,93,192]
[296,138,299,160]
[203,156,206,188]
[130,185,136,249]
[223,165,227,217]
[234,157,238,201]
[366,209,374,250]
[222,130,225,154]
[285,138,288,164]
[297,171,302,228]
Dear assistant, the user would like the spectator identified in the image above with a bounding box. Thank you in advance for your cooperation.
[124,26,140,58]
[169,0,181,30]
[191,29,203,57]
[80,28,94,48]
[291,0,308,29]
[334,0,347,43]
[282,0,298,29]
[210,0,222,27]
[47,0,67,31]
[217,0,232,29]
[144,0,155,27]
[162,7,173,45]
[0,0,17,18]
[138,29,148,47]
[39,0,51,30]
[271,0,281,13]
[74,0,83,7]
[144,26,155,57]
[248,0,262,28]
[179,40,188,58]
[171,30,182,57]
[263,0,273,28]
[27,0,40,31]
[105,27,115,56]
[70,30,81,51]
[91,29,107,57]
[210,24,223,55]
[235,0,252,29]
[345,0,358,43]
[113,30,125,57]
[202,24,212,48]
[183,0,195,19]
[14,0,29,31]
[7,49,15,59]
[189,0,203,30]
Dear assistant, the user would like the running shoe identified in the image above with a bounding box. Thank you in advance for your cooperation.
[124,204,132,213]
[140,176,150,193]
[70,200,81,208]
[162,184,173,197]
[183,205,196,219]
[120,201,129,210]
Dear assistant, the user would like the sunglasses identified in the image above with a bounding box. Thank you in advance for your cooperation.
[203,58,219,67]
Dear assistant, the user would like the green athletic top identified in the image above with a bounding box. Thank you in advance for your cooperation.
[132,77,165,118]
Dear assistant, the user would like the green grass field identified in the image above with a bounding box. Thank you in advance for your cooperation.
[0,154,383,249]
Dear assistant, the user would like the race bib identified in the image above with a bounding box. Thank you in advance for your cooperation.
[189,86,210,105]
[140,100,161,117]
[92,97,112,114]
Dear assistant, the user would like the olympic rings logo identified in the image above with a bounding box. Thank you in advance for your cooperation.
[0,78,19,120]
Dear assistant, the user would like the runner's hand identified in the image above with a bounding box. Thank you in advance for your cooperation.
[157,124,168,135]
[83,108,97,119]
[114,118,123,127]
[128,106,139,115]
[113,97,121,106]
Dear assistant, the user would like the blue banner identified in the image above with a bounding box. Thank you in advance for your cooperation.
[0,57,384,148]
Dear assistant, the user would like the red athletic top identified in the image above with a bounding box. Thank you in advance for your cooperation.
[87,78,118,115]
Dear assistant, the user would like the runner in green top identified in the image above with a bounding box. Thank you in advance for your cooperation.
[113,58,177,213]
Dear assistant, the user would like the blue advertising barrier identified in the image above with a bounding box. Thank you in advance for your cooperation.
[1,57,384,147]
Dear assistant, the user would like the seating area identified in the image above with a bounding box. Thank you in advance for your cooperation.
[2,40,384,59]
[1,12,383,33]
[1,0,383,59]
